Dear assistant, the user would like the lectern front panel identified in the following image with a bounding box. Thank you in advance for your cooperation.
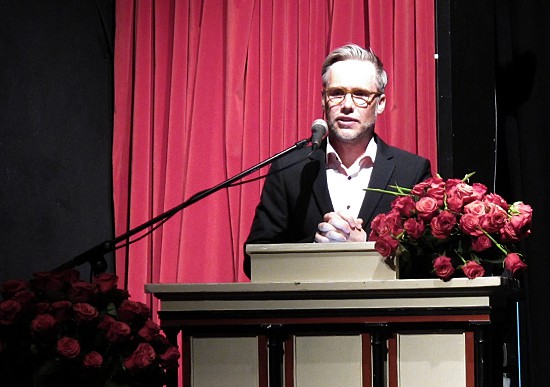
[397,333,467,387]
[190,337,260,387]
[294,335,363,387]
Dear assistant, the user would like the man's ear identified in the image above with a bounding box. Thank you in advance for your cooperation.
[376,94,386,115]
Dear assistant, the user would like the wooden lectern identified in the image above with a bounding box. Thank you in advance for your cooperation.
[146,243,521,387]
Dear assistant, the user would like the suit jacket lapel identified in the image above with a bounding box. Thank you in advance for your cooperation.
[358,136,395,226]
[309,146,334,216]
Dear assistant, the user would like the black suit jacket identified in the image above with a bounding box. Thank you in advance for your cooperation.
[244,135,432,277]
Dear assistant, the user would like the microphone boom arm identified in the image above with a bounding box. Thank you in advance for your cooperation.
[53,137,311,273]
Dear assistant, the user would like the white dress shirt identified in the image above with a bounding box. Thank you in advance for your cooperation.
[326,138,377,218]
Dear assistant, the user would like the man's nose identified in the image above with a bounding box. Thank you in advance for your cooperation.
[341,93,355,110]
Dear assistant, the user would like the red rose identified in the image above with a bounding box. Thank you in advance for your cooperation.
[374,235,398,257]
[118,300,150,323]
[369,211,402,239]
[430,210,456,239]
[391,196,416,217]
[411,180,430,197]
[433,256,455,281]
[484,193,509,211]
[159,346,181,369]
[459,213,483,236]
[427,176,446,195]
[471,235,492,252]
[368,229,378,241]
[509,214,532,239]
[0,299,21,325]
[150,334,171,352]
[0,279,29,299]
[124,343,156,371]
[98,314,117,331]
[504,253,527,275]
[426,185,445,206]
[480,203,508,233]
[83,351,103,368]
[463,200,486,217]
[403,218,425,239]
[510,202,533,218]
[31,314,56,335]
[446,195,464,212]
[57,337,81,358]
[113,288,131,302]
[427,176,445,187]
[415,197,438,221]
[32,271,66,292]
[93,273,119,294]
[13,290,36,307]
[106,321,132,343]
[369,213,386,238]
[385,210,404,235]
[461,261,485,279]
[500,211,532,242]
[444,178,463,195]
[51,300,73,322]
[472,182,488,199]
[455,182,476,204]
[138,319,161,341]
[73,303,99,323]
[499,222,519,242]
[69,281,97,303]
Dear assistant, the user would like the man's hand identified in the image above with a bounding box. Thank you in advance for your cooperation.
[315,210,366,243]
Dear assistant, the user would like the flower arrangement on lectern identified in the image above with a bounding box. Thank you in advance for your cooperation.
[0,269,179,387]
[367,173,532,280]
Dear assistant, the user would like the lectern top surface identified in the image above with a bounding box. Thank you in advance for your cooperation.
[146,276,516,296]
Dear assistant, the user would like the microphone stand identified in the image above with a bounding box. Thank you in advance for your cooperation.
[53,137,312,274]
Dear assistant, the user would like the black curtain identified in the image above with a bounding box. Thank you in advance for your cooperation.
[495,1,550,385]
[437,0,550,384]
[0,0,114,282]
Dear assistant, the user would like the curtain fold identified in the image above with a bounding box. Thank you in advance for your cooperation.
[114,0,437,301]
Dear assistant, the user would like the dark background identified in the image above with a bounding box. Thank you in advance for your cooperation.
[1,0,549,384]
[436,1,550,385]
[0,0,114,282]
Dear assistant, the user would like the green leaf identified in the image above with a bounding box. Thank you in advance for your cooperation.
[105,302,118,317]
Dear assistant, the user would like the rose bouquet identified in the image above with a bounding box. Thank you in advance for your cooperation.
[367,173,532,280]
[0,269,179,387]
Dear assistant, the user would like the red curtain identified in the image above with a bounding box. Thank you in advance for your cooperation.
[113,0,436,301]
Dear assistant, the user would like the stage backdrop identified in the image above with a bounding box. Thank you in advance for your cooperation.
[113,0,437,302]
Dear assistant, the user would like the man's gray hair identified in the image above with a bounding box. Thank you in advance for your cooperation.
[321,44,388,93]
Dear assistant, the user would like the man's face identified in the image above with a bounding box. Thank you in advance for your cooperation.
[323,60,386,144]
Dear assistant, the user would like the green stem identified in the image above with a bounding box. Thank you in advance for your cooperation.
[480,228,508,255]
[364,187,408,196]
[387,185,412,194]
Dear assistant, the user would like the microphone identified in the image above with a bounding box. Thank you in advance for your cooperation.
[310,119,328,150]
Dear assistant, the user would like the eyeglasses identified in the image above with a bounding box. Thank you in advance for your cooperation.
[324,87,382,107]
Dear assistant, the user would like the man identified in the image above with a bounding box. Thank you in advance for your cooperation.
[244,44,432,277]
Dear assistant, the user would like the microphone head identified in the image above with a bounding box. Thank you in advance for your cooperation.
[310,119,328,150]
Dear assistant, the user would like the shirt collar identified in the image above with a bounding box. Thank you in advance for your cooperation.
[326,137,377,173]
